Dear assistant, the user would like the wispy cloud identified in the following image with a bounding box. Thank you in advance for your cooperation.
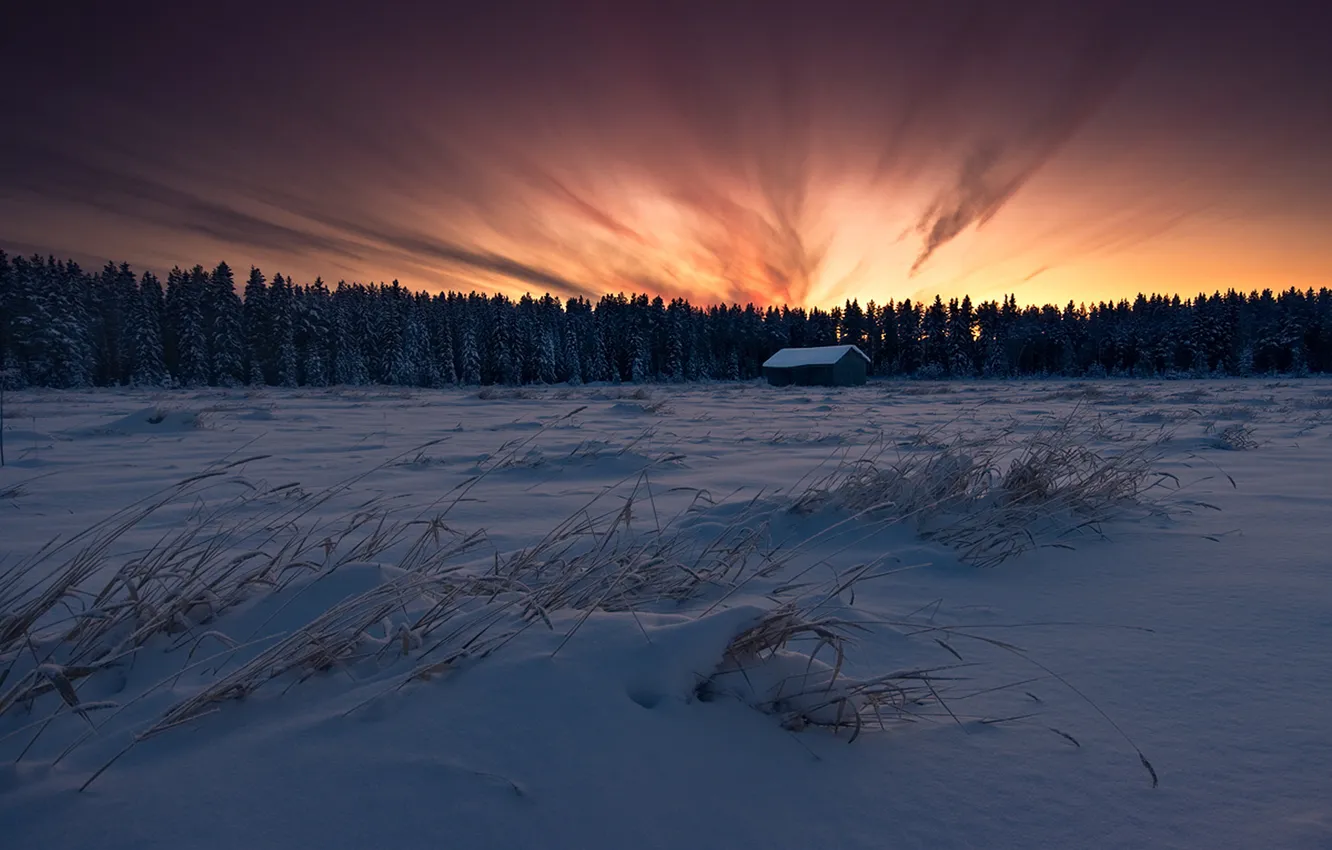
[2,2,1328,304]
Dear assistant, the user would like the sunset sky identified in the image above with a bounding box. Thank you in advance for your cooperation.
[2,1,1330,309]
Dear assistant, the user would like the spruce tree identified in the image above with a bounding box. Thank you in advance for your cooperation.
[461,321,482,386]
[562,328,582,385]
[630,334,650,383]
[401,301,429,386]
[242,268,269,385]
[128,271,169,387]
[208,262,245,386]
[8,257,94,387]
[268,274,299,388]
[175,276,209,387]
[537,328,558,384]
[0,251,12,376]
[332,290,369,385]
[299,279,332,387]
[486,301,518,385]
[666,320,685,382]
[588,328,612,383]
[434,305,458,386]
[305,346,328,387]
[90,262,137,385]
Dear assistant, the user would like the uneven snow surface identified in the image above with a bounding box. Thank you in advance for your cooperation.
[2,378,1331,849]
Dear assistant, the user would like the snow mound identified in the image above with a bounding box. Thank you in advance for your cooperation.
[93,407,210,434]
[608,401,672,415]
[614,606,768,709]
[235,407,277,421]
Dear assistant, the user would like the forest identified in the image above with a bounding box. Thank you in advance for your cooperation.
[2,251,1331,388]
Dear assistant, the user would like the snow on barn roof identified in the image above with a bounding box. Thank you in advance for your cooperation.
[762,345,871,369]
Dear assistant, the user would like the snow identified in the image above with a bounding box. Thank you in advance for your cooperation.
[762,344,870,368]
[2,378,1332,849]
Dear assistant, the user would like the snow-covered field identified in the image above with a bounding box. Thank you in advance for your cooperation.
[3,378,1331,849]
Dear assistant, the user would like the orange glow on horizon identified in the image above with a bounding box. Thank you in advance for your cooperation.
[4,5,1329,311]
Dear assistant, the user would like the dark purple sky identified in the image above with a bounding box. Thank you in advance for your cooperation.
[3,1,1330,306]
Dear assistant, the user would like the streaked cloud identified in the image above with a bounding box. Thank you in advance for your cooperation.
[1,1,1330,306]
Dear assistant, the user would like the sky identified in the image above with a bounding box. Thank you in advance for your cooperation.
[2,1,1331,309]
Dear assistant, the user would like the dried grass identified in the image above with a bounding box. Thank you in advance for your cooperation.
[700,605,956,739]
[1,408,1165,790]
[791,412,1175,566]
[0,432,783,784]
[1213,424,1258,451]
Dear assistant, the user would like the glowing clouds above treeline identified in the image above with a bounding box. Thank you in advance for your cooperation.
[1,1,1330,307]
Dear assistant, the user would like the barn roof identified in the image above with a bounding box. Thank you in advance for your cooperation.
[762,345,871,368]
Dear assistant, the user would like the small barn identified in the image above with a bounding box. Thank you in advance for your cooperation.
[762,345,870,387]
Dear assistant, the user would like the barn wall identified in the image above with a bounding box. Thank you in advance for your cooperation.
[808,365,836,384]
[764,353,867,386]
[833,354,868,385]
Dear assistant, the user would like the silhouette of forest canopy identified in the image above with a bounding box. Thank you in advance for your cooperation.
[2,251,1330,389]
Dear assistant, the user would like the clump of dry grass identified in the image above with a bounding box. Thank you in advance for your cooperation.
[393,450,449,468]
[1,481,28,501]
[699,605,954,739]
[639,398,674,415]
[792,412,1175,566]
[1212,424,1258,451]
[584,386,659,403]
[699,597,1159,787]
[1201,404,1262,422]
[763,430,843,446]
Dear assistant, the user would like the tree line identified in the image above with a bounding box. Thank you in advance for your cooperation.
[2,251,1330,389]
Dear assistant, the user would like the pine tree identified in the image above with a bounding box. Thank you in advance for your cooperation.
[278,336,299,387]
[0,251,13,377]
[562,328,582,385]
[630,334,650,383]
[208,262,245,386]
[90,262,137,385]
[486,300,518,385]
[175,275,209,387]
[10,257,95,387]
[305,346,328,387]
[461,321,482,386]
[588,328,612,383]
[268,274,299,388]
[332,288,369,385]
[128,271,169,387]
[665,316,685,382]
[242,268,269,385]
[537,328,558,384]
[946,296,976,377]
[921,296,949,377]
[298,278,332,387]
[402,300,430,386]
[434,304,458,386]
